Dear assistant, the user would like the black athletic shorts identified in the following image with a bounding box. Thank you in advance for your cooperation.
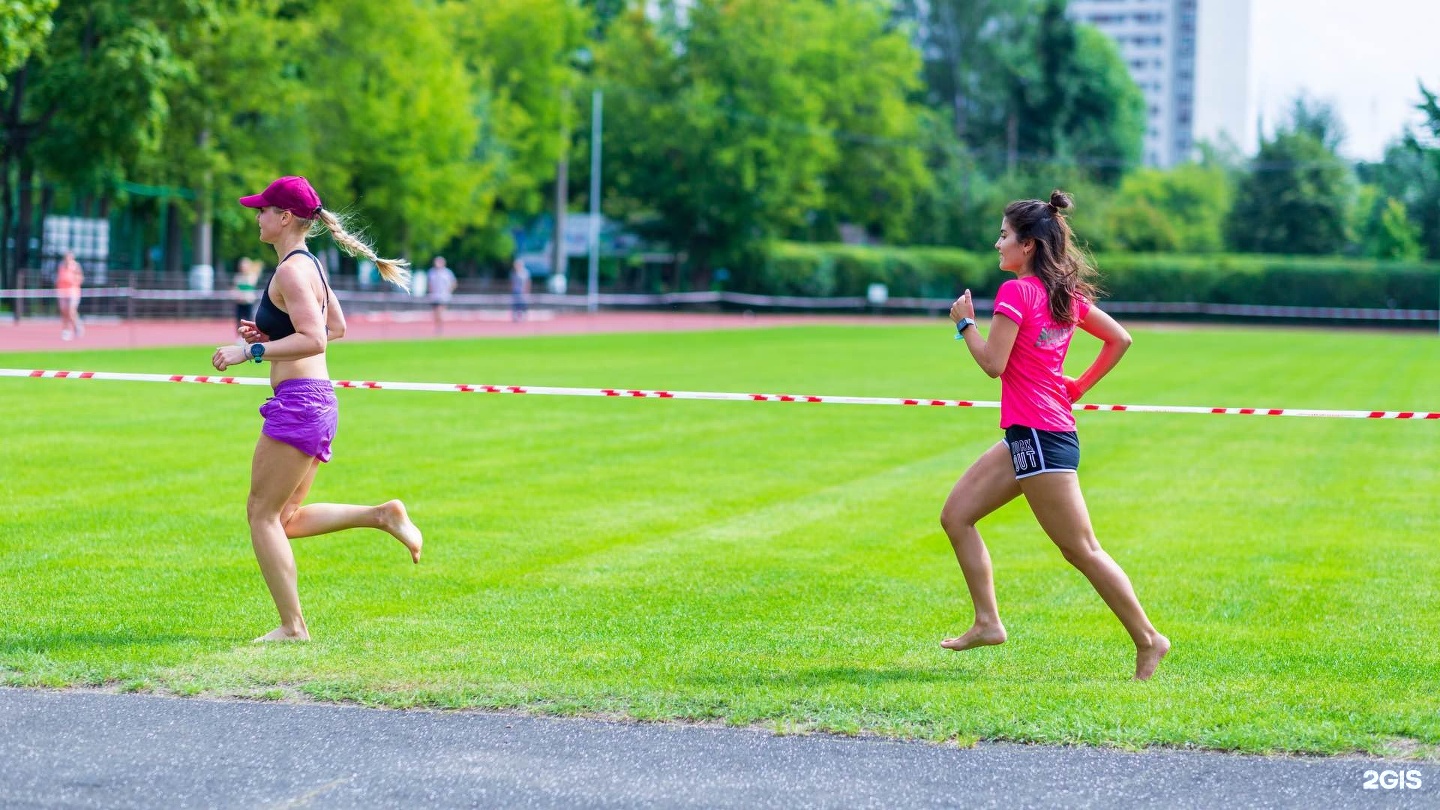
[1004,425,1081,478]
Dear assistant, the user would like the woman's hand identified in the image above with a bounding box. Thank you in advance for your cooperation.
[237,319,268,344]
[949,289,976,324]
[212,344,249,371]
[1063,375,1084,403]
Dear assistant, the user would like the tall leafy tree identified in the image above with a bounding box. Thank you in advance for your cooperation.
[1286,92,1347,153]
[594,0,931,280]
[0,0,208,280]
[894,0,1033,144]
[445,0,589,221]
[1351,186,1422,260]
[0,0,57,88]
[1106,163,1232,253]
[1060,25,1146,182]
[791,0,928,241]
[296,1,486,259]
[595,0,838,286]
[1389,82,1440,259]
[120,0,305,273]
[1005,3,1144,180]
[1227,123,1352,255]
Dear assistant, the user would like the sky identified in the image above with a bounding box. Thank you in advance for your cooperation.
[1250,0,1440,161]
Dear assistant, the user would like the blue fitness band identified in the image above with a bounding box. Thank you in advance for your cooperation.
[250,342,266,363]
[953,318,975,340]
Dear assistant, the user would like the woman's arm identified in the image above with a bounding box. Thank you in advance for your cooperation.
[950,289,1020,378]
[212,263,326,371]
[258,264,327,360]
[325,287,346,341]
[1067,306,1132,399]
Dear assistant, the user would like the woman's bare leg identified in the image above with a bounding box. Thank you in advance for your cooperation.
[59,299,78,336]
[272,455,421,562]
[281,500,423,563]
[1020,472,1169,680]
[939,441,1023,651]
[247,436,320,641]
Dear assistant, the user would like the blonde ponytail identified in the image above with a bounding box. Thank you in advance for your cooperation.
[312,209,412,291]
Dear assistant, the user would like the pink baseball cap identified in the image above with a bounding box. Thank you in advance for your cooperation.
[239,176,323,219]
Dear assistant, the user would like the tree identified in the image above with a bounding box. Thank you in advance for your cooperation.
[790,0,928,242]
[1004,4,1144,181]
[121,0,303,274]
[0,0,57,88]
[1351,185,1423,261]
[910,112,987,247]
[0,1,202,280]
[894,0,1033,144]
[595,0,846,286]
[1384,81,1440,259]
[444,0,590,250]
[1286,92,1347,153]
[1106,163,1232,253]
[297,1,487,259]
[898,0,1143,181]
[1060,25,1146,182]
[1227,100,1352,255]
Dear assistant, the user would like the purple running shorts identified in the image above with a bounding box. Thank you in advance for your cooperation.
[259,378,338,462]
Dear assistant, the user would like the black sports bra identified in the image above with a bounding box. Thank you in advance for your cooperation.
[253,249,329,341]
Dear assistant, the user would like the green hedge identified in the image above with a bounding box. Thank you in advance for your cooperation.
[752,243,1440,310]
[754,242,1003,299]
[1096,253,1440,309]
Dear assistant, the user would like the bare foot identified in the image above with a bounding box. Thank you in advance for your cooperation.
[1134,634,1170,680]
[940,623,1007,651]
[253,626,309,643]
[379,500,423,563]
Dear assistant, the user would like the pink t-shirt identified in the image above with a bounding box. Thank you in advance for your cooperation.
[56,260,83,293]
[992,276,1090,431]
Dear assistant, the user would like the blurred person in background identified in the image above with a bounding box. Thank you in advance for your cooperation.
[510,257,531,322]
[231,257,262,332]
[427,255,457,334]
[55,251,83,340]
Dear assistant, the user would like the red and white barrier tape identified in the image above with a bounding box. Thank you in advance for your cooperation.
[4,368,1437,421]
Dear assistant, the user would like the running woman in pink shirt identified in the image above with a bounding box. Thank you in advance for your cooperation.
[941,190,1168,680]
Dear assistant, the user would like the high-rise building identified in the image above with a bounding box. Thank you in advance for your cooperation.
[1069,0,1251,167]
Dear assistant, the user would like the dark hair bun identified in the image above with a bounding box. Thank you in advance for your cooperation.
[1050,190,1073,211]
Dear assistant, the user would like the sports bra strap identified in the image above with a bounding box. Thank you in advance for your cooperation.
[280,249,329,313]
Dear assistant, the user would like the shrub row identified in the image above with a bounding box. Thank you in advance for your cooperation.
[749,242,1440,310]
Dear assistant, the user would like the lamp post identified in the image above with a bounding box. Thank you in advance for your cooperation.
[587,89,602,313]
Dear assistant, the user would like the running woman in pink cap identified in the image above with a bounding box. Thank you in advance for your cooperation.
[211,175,422,642]
[940,190,1168,680]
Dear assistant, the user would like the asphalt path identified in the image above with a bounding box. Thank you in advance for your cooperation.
[0,688,1431,809]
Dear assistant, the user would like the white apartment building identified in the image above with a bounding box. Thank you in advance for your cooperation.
[1069,0,1251,167]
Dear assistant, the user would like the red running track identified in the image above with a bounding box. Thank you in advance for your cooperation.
[1,310,939,352]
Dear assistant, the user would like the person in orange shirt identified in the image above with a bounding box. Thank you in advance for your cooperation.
[55,251,84,340]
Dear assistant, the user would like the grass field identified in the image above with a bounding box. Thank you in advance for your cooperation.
[2,323,1438,757]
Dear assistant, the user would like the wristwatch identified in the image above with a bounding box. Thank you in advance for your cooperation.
[250,342,266,363]
[954,317,976,339]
